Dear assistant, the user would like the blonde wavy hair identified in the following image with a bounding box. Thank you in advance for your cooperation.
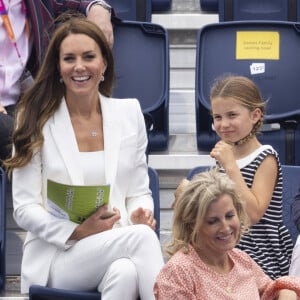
[164,169,249,258]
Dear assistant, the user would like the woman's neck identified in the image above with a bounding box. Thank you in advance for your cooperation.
[196,248,233,274]
[66,92,100,119]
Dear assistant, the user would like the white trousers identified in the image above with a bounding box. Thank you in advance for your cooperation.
[48,224,164,300]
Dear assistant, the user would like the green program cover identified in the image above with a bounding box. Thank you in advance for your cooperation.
[47,179,110,224]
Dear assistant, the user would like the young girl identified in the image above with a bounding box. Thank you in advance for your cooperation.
[174,75,294,280]
[208,75,293,279]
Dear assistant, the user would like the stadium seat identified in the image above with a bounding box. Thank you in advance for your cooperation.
[29,167,160,299]
[186,165,213,180]
[29,286,100,300]
[148,166,160,238]
[113,21,169,152]
[152,0,172,11]
[218,0,298,22]
[200,0,219,12]
[107,0,152,22]
[281,165,300,245]
[195,20,300,165]
[0,167,6,293]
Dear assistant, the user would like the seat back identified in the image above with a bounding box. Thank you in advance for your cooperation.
[186,165,213,180]
[218,0,298,22]
[107,0,152,22]
[200,0,219,12]
[113,21,169,152]
[0,167,6,292]
[148,166,160,237]
[195,21,300,164]
[152,0,172,11]
[281,165,300,245]
[29,286,100,300]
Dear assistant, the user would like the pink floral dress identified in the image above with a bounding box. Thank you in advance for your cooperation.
[154,245,300,300]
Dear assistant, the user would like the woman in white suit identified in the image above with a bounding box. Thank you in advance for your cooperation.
[5,15,164,299]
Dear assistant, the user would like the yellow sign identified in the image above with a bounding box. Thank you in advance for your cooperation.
[236,31,280,60]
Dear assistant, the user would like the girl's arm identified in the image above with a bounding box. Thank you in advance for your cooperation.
[211,141,277,224]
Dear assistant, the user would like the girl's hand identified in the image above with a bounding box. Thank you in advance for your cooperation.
[130,208,156,231]
[210,140,236,170]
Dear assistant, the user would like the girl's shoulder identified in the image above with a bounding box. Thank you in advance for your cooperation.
[237,145,279,169]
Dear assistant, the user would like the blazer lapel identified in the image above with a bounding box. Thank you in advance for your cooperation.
[49,99,84,185]
[101,95,122,188]
[49,95,122,186]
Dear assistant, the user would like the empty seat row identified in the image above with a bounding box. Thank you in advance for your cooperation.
[114,19,300,165]
[200,0,300,22]
[195,20,300,165]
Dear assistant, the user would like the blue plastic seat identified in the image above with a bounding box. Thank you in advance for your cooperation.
[200,0,219,12]
[113,21,169,152]
[218,0,298,22]
[107,0,152,22]
[281,165,300,245]
[186,165,213,180]
[29,167,160,299]
[186,164,299,245]
[0,167,6,293]
[148,166,160,238]
[152,0,172,11]
[29,286,100,300]
[195,20,300,165]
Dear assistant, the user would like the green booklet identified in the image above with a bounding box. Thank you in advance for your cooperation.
[47,179,110,224]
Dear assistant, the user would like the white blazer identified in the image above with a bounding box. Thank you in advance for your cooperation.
[12,95,154,293]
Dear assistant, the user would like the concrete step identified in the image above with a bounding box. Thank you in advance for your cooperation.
[1,276,26,299]
[152,12,218,31]
[169,90,196,134]
[168,0,201,12]
[170,45,196,90]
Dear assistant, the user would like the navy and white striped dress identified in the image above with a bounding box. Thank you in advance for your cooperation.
[221,145,294,279]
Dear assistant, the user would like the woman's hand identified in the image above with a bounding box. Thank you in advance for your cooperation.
[277,289,298,300]
[0,103,7,114]
[69,206,120,241]
[87,4,114,48]
[130,208,156,231]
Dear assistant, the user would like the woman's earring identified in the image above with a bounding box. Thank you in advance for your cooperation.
[101,74,105,82]
[59,77,64,84]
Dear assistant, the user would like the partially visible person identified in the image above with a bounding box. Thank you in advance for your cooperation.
[173,75,294,279]
[0,0,114,164]
[4,16,164,299]
[289,190,300,277]
[154,170,300,300]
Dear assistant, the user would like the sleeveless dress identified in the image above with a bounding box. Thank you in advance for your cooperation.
[221,145,294,279]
